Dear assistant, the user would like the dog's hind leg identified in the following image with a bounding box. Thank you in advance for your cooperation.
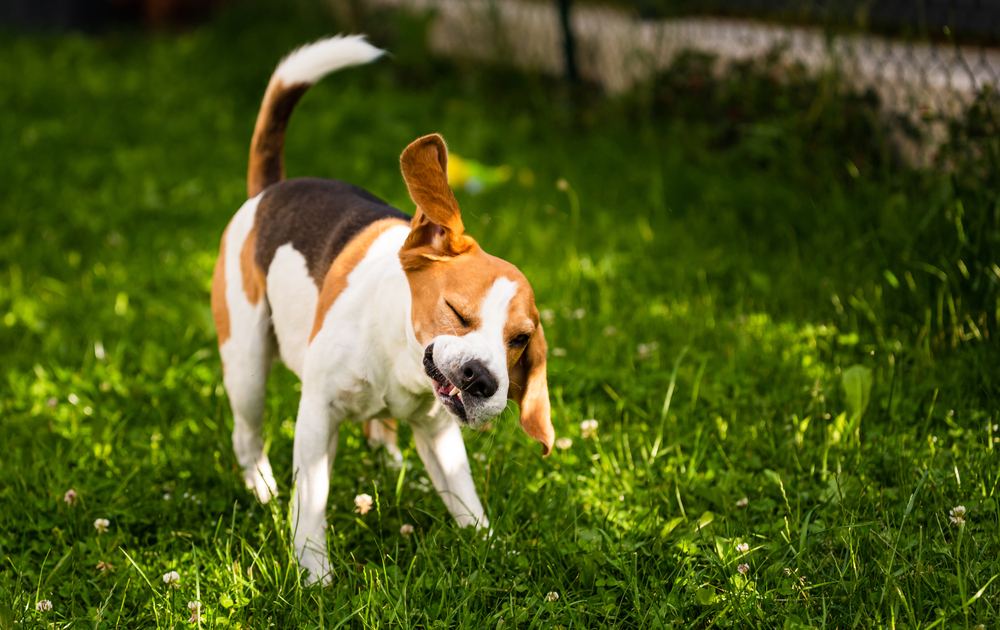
[222,322,276,503]
[364,418,403,464]
[212,198,278,503]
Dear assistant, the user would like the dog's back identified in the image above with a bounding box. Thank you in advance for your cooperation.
[253,179,409,290]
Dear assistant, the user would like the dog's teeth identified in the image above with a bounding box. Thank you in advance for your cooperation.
[457,391,462,402]
[448,386,458,397]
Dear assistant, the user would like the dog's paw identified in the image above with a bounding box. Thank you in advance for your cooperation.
[244,458,278,504]
[250,479,278,504]
[299,551,332,586]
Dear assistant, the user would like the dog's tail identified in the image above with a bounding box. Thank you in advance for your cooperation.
[247,35,385,198]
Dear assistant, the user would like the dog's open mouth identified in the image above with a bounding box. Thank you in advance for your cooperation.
[423,345,467,421]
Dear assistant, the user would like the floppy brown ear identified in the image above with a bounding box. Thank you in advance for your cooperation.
[509,324,554,456]
[399,134,472,257]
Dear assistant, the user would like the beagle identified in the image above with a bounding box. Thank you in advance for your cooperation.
[210,35,554,583]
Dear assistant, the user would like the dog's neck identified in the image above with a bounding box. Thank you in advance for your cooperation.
[358,225,433,399]
[399,281,429,391]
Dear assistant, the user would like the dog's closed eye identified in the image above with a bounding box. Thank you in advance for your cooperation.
[509,334,530,349]
[446,301,470,328]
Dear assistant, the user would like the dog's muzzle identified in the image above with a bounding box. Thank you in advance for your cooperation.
[423,343,499,422]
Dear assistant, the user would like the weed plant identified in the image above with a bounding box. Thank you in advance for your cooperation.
[1,1,998,627]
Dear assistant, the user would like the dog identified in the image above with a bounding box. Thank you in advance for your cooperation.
[210,35,554,583]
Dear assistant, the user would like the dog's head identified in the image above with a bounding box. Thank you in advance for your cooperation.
[398,134,554,455]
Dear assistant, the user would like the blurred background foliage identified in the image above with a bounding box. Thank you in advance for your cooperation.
[1,0,999,627]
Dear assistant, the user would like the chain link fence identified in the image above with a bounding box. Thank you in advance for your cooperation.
[349,0,998,163]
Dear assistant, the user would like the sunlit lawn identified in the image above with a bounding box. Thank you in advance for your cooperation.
[2,2,998,627]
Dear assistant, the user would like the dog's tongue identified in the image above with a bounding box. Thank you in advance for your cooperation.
[435,380,461,399]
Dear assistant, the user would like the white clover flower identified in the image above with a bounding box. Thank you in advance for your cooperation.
[162,571,180,588]
[540,309,555,325]
[400,524,414,539]
[736,497,748,508]
[572,308,586,319]
[603,326,617,336]
[354,493,374,515]
[949,505,967,525]
[472,452,486,462]
[637,342,659,360]
[737,563,749,575]
[555,437,573,450]
[93,518,110,534]
[35,600,52,612]
[580,420,598,439]
[551,348,567,357]
[736,542,749,554]
[187,601,201,623]
[63,489,78,506]
[96,561,113,572]
[545,591,559,603]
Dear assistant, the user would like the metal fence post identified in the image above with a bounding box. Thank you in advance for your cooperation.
[557,0,579,82]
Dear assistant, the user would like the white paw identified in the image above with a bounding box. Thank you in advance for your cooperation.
[454,512,489,529]
[299,550,331,586]
[250,477,277,504]
[244,459,278,504]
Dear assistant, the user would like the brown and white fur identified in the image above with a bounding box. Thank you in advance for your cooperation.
[210,35,554,583]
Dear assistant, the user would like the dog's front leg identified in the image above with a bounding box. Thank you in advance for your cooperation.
[291,392,341,585]
[411,414,488,529]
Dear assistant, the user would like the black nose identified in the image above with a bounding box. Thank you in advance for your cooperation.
[458,360,498,398]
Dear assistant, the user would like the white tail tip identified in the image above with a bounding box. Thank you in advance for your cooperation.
[274,34,385,86]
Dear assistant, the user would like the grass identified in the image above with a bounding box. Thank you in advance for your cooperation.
[1,1,999,627]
